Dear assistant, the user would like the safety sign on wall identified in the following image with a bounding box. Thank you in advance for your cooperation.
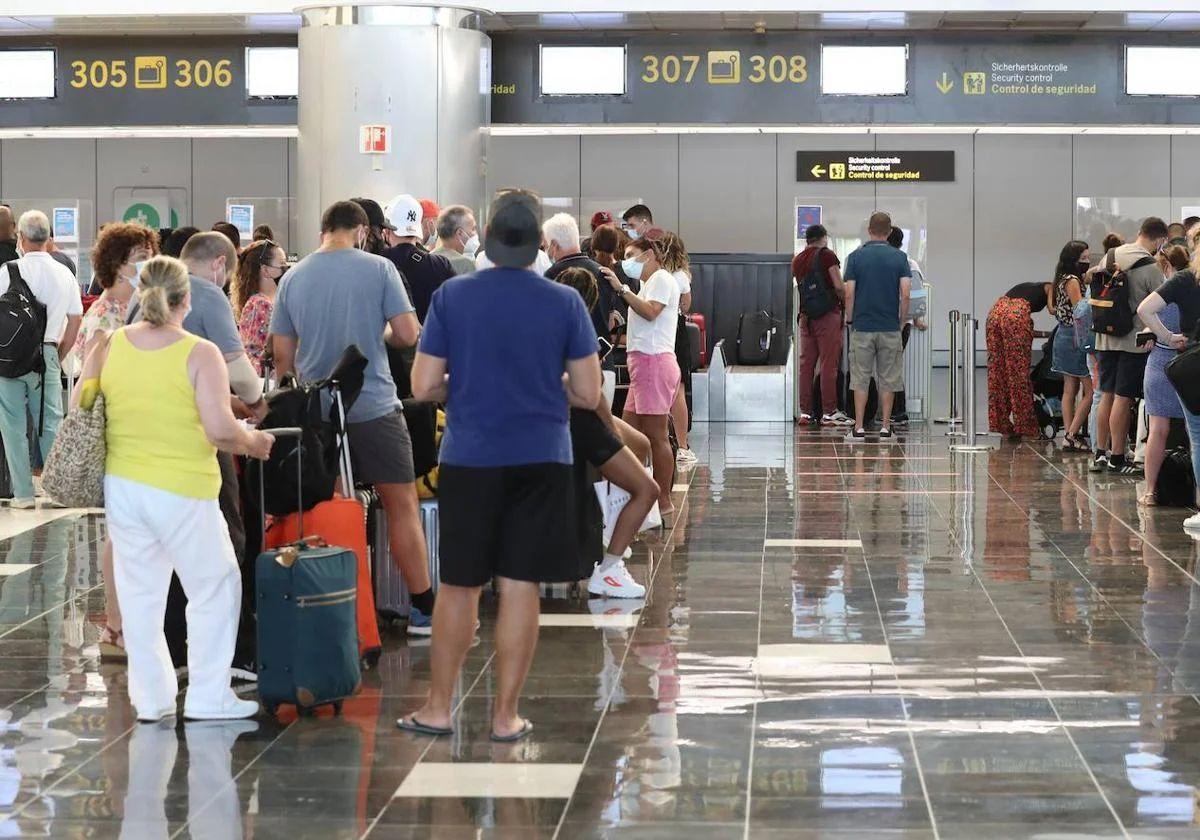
[360,125,391,154]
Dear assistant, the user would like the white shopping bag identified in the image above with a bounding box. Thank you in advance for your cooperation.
[594,467,662,547]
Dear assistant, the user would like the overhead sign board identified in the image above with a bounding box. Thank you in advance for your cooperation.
[0,36,296,128]
[491,33,1200,127]
[797,151,955,183]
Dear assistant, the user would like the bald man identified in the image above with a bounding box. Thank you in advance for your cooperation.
[0,206,17,265]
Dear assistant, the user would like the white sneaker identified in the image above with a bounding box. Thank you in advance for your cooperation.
[823,411,854,426]
[1185,512,1200,532]
[797,413,814,425]
[588,561,647,599]
[622,546,632,560]
[184,696,259,721]
[9,498,35,510]
[676,448,698,465]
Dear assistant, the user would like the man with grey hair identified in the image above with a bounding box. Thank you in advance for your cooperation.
[430,205,479,276]
[0,209,82,508]
[0,205,17,265]
[544,212,616,342]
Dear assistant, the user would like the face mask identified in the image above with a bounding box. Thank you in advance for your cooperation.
[622,256,645,281]
[627,229,641,241]
[425,233,438,250]
[462,233,480,256]
[15,243,23,258]
[129,261,146,288]
[1075,261,1090,277]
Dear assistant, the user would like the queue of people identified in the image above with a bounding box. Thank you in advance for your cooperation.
[983,215,1200,531]
[4,191,693,733]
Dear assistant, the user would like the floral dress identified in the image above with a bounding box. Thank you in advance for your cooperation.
[238,293,274,376]
[69,294,129,376]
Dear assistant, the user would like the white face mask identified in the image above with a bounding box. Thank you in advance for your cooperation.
[129,261,147,289]
[462,232,480,256]
[425,232,438,250]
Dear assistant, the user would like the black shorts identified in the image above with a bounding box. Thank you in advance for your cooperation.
[345,410,416,485]
[570,409,624,468]
[439,463,576,587]
[1098,350,1148,400]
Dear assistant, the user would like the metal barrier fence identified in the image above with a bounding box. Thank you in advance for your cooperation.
[904,282,933,421]
[949,310,993,453]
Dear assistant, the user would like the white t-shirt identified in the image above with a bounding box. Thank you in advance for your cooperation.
[0,252,83,342]
[672,269,692,296]
[476,248,552,274]
[627,268,680,355]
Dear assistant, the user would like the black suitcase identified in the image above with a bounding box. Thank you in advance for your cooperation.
[255,428,362,716]
[735,310,778,366]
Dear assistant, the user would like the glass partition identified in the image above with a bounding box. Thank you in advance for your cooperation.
[0,198,96,292]
[1075,197,1200,246]
[225,197,298,259]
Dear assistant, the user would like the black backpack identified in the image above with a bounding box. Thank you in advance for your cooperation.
[797,249,835,320]
[736,310,778,365]
[1155,447,1195,507]
[0,263,47,379]
[1090,251,1154,338]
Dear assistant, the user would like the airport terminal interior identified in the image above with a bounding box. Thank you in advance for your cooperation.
[5,1,1200,837]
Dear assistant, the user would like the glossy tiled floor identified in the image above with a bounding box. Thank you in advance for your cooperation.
[5,424,1200,837]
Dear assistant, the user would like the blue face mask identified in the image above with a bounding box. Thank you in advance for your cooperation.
[130,261,147,288]
[627,229,641,241]
[622,256,644,281]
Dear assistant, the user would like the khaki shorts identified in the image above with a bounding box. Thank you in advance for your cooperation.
[849,330,904,393]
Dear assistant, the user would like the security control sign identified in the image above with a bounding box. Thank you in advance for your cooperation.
[796,151,955,183]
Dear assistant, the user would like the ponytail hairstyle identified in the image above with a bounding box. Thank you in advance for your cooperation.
[138,255,191,327]
[658,230,691,275]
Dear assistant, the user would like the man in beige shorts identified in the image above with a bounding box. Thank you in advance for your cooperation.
[843,211,912,440]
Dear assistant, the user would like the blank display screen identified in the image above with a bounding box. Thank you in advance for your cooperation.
[821,45,908,96]
[1126,47,1200,96]
[0,51,55,99]
[540,46,626,96]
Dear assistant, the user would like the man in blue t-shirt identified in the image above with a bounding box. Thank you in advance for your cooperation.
[399,190,602,744]
[843,211,912,440]
[270,200,439,636]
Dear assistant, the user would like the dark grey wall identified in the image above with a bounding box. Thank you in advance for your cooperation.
[486,131,1200,353]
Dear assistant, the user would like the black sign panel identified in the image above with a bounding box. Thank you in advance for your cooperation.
[491,32,1200,127]
[0,36,296,128]
[796,151,955,183]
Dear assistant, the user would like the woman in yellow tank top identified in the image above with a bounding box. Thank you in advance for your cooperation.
[75,255,274,723]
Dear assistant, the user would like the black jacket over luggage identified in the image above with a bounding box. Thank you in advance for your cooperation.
[735,310,779,365]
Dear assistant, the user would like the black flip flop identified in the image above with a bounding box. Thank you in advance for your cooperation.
[397,715,453,736]
[490,719,533,742]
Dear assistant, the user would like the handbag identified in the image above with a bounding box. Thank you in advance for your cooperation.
[42,391,107,508]
[1166,343,1200,415]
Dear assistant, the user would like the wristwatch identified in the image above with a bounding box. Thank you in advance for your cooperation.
[619,285,632,298]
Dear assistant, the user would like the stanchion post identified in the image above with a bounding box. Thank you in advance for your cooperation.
[931,309,960,427]
[951,313,992,453]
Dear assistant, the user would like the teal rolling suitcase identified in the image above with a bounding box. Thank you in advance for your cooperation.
[255,428,362,716]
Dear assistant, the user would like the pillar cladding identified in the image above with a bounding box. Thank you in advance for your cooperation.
[297,5,490,253]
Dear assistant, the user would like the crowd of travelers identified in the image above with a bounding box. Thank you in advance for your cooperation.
[0,191,698,736]
[982,215,1200,531]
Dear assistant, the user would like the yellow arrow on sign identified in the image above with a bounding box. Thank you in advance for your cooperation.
[811,164,827,178]
[936,72,954,94]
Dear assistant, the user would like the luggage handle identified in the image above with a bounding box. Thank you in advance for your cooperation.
[259,426,305,543]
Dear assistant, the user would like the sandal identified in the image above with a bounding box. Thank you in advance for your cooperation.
[1139,491,1158,507]
[99,626,126,663]
[1063,435,1089,453]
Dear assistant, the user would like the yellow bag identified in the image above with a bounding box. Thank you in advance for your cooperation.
[415,410,445,499]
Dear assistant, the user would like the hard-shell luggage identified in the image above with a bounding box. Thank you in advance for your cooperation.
[372,498,441,623]
[684,321,702,373]
[255,428,362,716]
[686,313,708,368]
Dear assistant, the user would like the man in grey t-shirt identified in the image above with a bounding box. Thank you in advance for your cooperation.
[270,201,437,634]
[1092,217,1168,476]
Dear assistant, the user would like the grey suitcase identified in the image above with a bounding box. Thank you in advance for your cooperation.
[371,498,439,623]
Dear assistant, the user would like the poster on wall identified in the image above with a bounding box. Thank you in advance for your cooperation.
[113,188,186,230]
[795,205,822,240]
[227,204,254,239]
[52,207,78,243]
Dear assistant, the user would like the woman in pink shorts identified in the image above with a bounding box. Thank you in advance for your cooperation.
[601,236,681,515]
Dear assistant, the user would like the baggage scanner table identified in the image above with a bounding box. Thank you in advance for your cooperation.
[704,338,796,423]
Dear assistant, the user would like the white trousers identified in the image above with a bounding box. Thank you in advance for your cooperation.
[105,475,242,718]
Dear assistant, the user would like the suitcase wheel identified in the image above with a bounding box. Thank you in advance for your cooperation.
[333,700,344,715]
[361,649,381,671]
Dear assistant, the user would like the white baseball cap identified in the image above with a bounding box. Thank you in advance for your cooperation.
[387,194,423,238]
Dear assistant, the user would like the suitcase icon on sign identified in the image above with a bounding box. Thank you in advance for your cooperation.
[134,56,167,89]
[707,51,741,84]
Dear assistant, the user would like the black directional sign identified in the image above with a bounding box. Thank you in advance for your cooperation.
[796,151,956,183]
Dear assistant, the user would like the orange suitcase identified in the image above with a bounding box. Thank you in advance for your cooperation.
[266,494,383,669]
